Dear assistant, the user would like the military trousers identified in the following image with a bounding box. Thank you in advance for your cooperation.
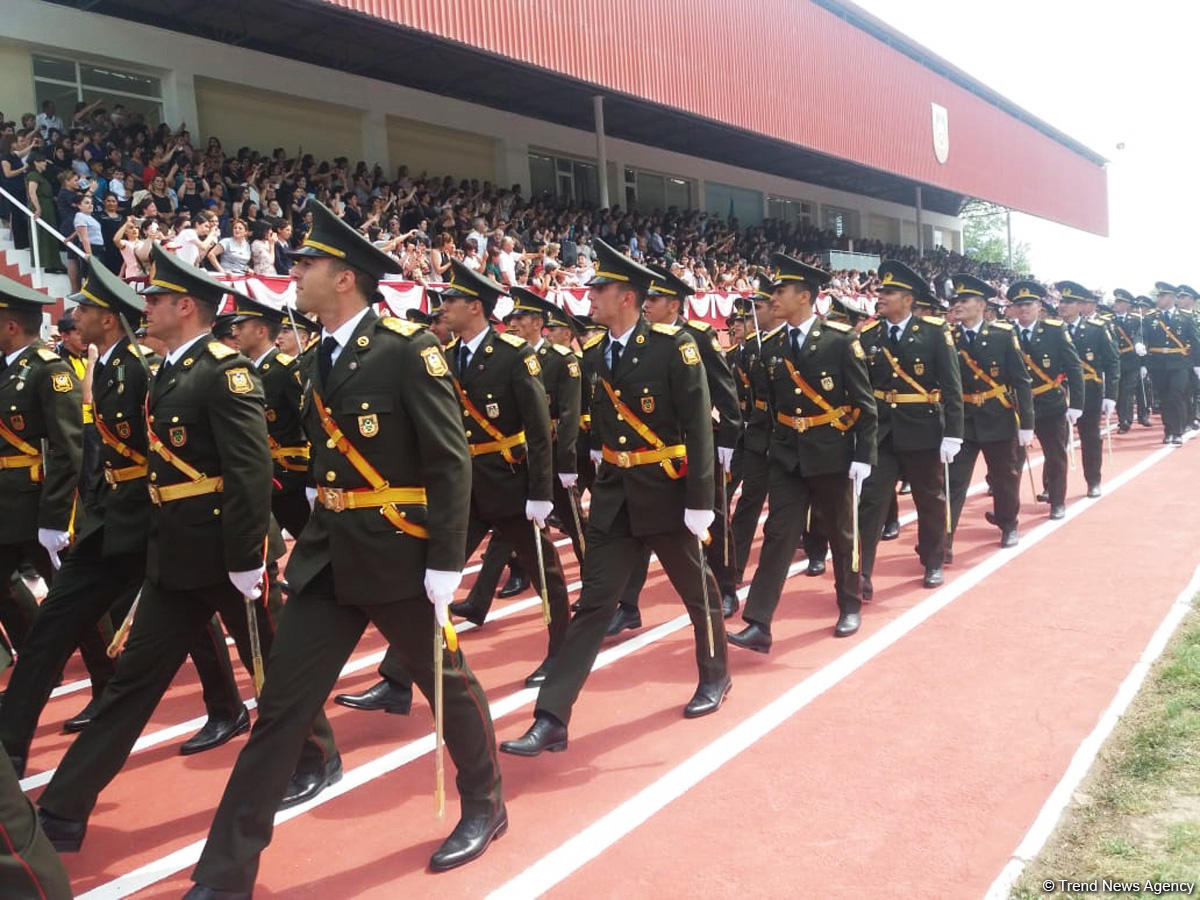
[1116,363,1147,426]
[859,439,943,579]
[0,752,70,900]
[192,564,502,892]
[948,436,1020,538]
[1076,404,1104,488]
[534,502,726,727]
[742,461,859,629]
[37,575,328,823]
[271,487,311,542]
[730,447,770,584]
[1019,414,1068,506]
[1150,365,1190,437]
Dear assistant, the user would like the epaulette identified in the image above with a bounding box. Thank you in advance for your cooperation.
[498,331,526,348]
[651,323,681,336]
[823,320,852,332]
[551,343,572,356]
[1087,316,1106,327]
[137,344,156,357]
[36,347,60,362]
[275,352,296,365]
[919,315,945,326]
[207,342,237,359]
[763,324,787,341]
[445,337,460,351]
[744,330,758,341]
[304,334,321,352]
[573,348,583,358]
[989,321,1014,331]
[582,333,605,351]
[687,319,713,332]
[1043,318,1064,327]
[380,316,422,337]
[860,319,882,332]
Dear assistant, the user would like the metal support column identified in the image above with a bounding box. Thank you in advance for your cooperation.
[915,185,924,258]
[594,95,609,209]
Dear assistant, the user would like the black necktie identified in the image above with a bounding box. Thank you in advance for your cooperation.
[1021,328,1031,349]
[318,336,338,382]
[965,329,976,347]
[888,324,901,347]
[158,358,173,381]
[457,342,471,375]
[790,327,802,358]
[609,340,623,373]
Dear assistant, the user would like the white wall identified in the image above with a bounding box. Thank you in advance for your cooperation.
[0,0,963,245]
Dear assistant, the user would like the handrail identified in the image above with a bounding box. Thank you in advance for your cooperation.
[0,183,87,290]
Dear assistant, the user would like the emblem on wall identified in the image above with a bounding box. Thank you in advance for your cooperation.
[931,102,950,165]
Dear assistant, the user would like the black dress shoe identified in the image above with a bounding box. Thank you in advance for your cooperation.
[496,572,528,599]
[683,676,731,718]
[62,696,102,734]
[500,715,568,756]
[897,481,912,495]
[1000,526,1019,549]
[1171,435,1184,446]
[524,658,553,688]
[806,558,826,577]
[1087,483,1101,498]
[721,592,739,618]
[180,706,251,755]
[1189,420,1200,432]
[923,566,944,588]
[1035,491,1050,503]
[1117,423,1131,434]
[183,884,252,899]
[429,805,508,872]
[280,754,343,810]
[834,612,861,637]
[448,600,487,627]
[880,520,900,540]
[1049,504,1066,520]
[727,622,772,653]
[1139,417,1153,427]
[37,808,85,852]
[334,679,413,715]
[605,604,641,637]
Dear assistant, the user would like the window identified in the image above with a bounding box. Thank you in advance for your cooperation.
[705,182,763,225]
[623,167,693,213]
[822,205,859,239]
[33,55,164,128]
[528,151,598,206]
[766,195,813,226]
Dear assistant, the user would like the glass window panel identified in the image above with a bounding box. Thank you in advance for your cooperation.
[81,89,161,128]
[529,153,556,200]
[634,172,664,212]
[572,161,598,206]
[34,84,80,126]
[33,55,76,82]
[665,177,690,211]
[80,63,160,98]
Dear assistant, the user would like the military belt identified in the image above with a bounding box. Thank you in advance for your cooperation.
[1031,378,1065,397]
[269,444,311,473]
[1150,347,1187,354]
[776,407,858,433]
[873,389,942,404]
[962,386,1008,406]
[754,399,768,411]
[316,485,428,524]
[0,453,42,482]
[579,414,591,431]
[601,444,686,470]
[147,475,223,505]
[104,463,148,486]
[469,430,526,458]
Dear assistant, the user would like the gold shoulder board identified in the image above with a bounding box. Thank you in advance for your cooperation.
[920,315,945,326]
[381,316,422,336]
[275,352,296,365]
[824,320,852,332]
[207,342,237,359]
[651,323,681,336]
[552,343,572,356]
[582,333,606,351]
[990,321,1014,331]
[36,347,60,362]
[860,319,882,332]
[687,319,713,332]
[1043,318,1064,327]
[498,332,526,348]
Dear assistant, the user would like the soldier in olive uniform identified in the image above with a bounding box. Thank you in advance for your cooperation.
[0,261,260,776]
[275,308,318,359]
[1177,284,1200,430]
[188,202,505,896]
[1007,282,1084,519]
[1144,282,1200,445]
[36,245,332,853]
[856,260,963,597]
[500,239,728,757]
[1110,289,1149,432]
[946,274,1034,552]
[727,254,876,653]
[0,752,70,900]
[1054,281,1119,496]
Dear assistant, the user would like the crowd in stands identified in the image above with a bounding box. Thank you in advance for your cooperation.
[0,99,1023,304]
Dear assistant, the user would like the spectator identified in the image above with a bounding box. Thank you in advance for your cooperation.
[69,194,103,290]
[430,231,455,279]
[1,134,32,249]
[25,151,65,273]
[172,209,219,266]
[146,173,177,223]
[466,216,489,261]
[212,217,252,274]
[273,219,293,275]
[94,192,125,273]
[484,245,503,283]
[497,235,519,286]
[461,237,482,272]
[36,101,63,138]
[249,218,276,275]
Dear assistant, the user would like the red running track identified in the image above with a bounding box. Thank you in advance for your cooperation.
[8,423,1197,898]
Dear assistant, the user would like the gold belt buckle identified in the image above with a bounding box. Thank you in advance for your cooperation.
[147,484,162,506]
[884,390,897,404]
[104,466,118,487]
[793,417,808,433]
[320,487,346,512]
[616,450,632,468]
[970,395,984,406]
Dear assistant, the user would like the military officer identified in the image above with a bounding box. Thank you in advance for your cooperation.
[0,261,260,775]
[275,307,318,358]
[1054,281,1119,495]
[856,260,963,597]
[0,752,70,900]
[35,244,334,852]
[499,238,728,757]
[726,253,876,651]
[187,201,505,895]
[1177,284,1200,430]
[1144,282,1200,445]
[1007,281,1084,519]
[1110,289,1149,432]
[946,274,1034,552]
[230,295,311,539]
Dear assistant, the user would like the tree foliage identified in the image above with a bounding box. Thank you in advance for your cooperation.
[961,200,1031,274]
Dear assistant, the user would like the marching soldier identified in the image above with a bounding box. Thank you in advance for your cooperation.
[499,238,728,757]
[1007,281,1084,519]
[1053,281,1119,496]
[946,274,1034,552]
[727,253,876,651]
[856,260,963,597]
[0,752,70,900]
[1144,282,1200,445]
[1177,284,1200,430]
[0,261,263,776]
[187,201,505,895]
[1110,289,1149,432]
[275,308,318,358]
[35,245,335,852]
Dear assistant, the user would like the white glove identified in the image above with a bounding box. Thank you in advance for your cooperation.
[557,473,578,489]
[938,437,962,464]
[37,528,70,570]
[425,568,461,627]
[229,566,265,599]
[716,446,735,474]
[1065,408,1083,425]
[1194,367,1200,379]
[1101,398,1117,417]
[1140,366,1148,379]
[1018,429,1035,447]
[526,499,554,529]
[589,449,602,467]
[683,507,715,540]
[848,461,871,495]
[305,486,317,511]
[1135,342,1147,357]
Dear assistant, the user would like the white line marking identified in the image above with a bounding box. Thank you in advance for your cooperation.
[983,560,1200,899]
[485,434,1194,900]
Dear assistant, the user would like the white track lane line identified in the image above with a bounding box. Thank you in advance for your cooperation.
[79,442,1085,898]
[484,431,1194,899]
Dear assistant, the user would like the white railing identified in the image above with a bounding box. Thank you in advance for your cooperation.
[0,183,86,290]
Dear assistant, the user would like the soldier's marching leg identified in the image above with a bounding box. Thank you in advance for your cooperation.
[270,489,311,541]
[730,449,769,585]
[496,514,570,687]
[1190,370,1200,428]
[458,533,512,623]
[947,440,983,548]
[856,440,901,602]
[0,544,41,651]
[551,476,585,563]
[185,615,247,740]
[1136,368,1152,424]
[900,448,946,580]
[802,520,829,575]
[810,473,861,635]
[0,752,71,900]
[1035,416,1069,516]
[980,439,1021,546]
[1077,407,1103,491]
[605,545,650,636]
[705,458,738,617]
[1117,366,1135,429]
